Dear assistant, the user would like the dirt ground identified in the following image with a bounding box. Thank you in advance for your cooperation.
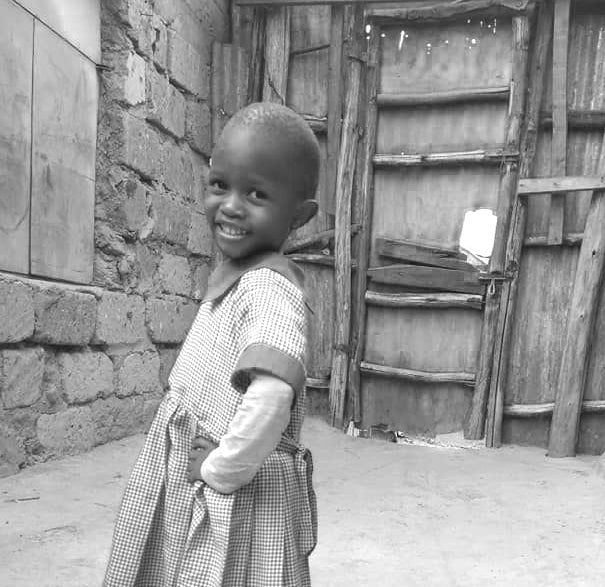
[1,417,604,587]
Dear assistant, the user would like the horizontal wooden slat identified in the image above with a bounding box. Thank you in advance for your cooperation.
[303,114,327,135]
[368,264,485,295]
[376,236,477,272]
[504,400,605,417]
[541,109,605,129]
[290,43,330,57]
[284,224,360,253]
[524,233,583,247]
[360,361,475,386]
[518,176,605,195]
[286,253,336,267]
[365,291,483,310]
[306,377,330,389]
[377,87,510,107]
[373,149,517,168]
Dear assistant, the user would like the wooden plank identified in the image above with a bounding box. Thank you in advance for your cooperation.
[326,4,344,214]
[540,109,605,130]
[263,6,290,103]
[377,87,510,107]
[30,22,97,283]
[360,361,475,386]
[376,237,478,272]
[505,400,605,418]
[365,291,483,310]
[373,149,517,168]
[518,176,605,195]
[329,5,363,429]
[306,377,330,389]
[304,115,328,134]
[286,253,338,267]
[466,14,533,441]
[0,0,33,274]
[368,264,484,295]
[246,7,266,103]
[284,224,359,253]
[547,0,571,245]
[348,28,380,424]
[524,232,583,247]
[548,190,605,456]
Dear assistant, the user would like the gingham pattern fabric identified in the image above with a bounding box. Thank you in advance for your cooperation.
[103,268,316,587]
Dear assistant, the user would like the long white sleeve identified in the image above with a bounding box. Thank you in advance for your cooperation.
[200,373,294,494]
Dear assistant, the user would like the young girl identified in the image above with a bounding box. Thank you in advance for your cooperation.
[104,102,320,587]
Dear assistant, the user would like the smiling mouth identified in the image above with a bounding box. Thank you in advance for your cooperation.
[216,223,249,238]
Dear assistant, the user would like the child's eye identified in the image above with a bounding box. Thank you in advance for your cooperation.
[210,179,228,192]
[249,189,268,201]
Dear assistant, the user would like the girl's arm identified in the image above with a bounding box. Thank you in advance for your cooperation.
[199,371,294,494]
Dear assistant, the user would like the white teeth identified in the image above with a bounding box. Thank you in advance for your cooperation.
[219,224,247,236]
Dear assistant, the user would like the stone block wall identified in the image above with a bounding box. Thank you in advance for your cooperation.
[0,0,230,476]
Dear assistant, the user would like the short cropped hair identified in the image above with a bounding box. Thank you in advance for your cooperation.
[222,102,321,201]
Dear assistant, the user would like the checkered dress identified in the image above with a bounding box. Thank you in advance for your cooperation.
[104,266,317,587]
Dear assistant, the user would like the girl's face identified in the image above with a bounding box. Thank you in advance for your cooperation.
[205,125,306,260]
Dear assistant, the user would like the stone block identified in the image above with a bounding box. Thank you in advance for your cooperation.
[121,112,164,181]
[185,97,211,156]
[57,351,114,404]
[158,347,180,389]
[167,30,209,98]
[161,143,195,198]
[116,351,162,397]
[158,253,191,296]
[94,291,146,345]
[150,192,191,246]
[124,51,146,106]
[37,407,95,454]
[189,148,208,209]
[121,179,151,235]
[147,296,198,343]
[0,422,26,477]
[1,348,44,409]
[91,395,145,444]
[152,16,169,72]
[187,211,213,256]
[148,67,186,138]
[32,285,96,345]
[0,280,34,343]
[191,261,211,300]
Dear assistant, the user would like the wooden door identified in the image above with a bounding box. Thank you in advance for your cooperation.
[355,6,528,437]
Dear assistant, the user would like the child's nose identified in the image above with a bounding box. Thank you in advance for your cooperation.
[221,191,245,216]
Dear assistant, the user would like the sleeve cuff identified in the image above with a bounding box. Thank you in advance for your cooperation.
[231,343,306,394]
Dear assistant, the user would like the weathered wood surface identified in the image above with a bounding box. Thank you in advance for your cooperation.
[376,237,477,272]
[548,185,605,457]
[366,291,483,310]
[547,0,571,245]
[377,87,510,107]
[519,176,605,195]
[30,23,97,283]
[246,8,266,103]
[212,42,249,145]
[524,232,582,247]
[328,5,363,429]
[0,0,33,274]
[368,264,484,295]
[373,149,517,167]
[466,15,531,441]
[505,400,605,418]
[360,361,475,386]
[540,109,605,130]
[263,6,290,103]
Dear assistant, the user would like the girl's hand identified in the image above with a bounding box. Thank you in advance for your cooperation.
[187,437,218,483]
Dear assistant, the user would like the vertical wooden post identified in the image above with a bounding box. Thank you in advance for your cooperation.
[328,5,363,429]
[547,0,570,244]
[326,5,345,214]
[349,26,380,424]
[465,16,530,442]
[247,8,266,104]
[263,7,290,104]
[548,136,605,457]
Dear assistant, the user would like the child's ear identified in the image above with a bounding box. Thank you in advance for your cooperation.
[291,199,318,230]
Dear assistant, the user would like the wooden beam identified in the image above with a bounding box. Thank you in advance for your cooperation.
[368,264,484,295]
[329,5,363,430]
[377,87,510,107]
[286,253,336,267]
[367,0,533,20]
[303,114,328,135]
[540,109,605,130]
[247,8,266,103]
[505,401,605,418]
[262,6,290,103]
[365,291,483,310]
[547,0,571,245]
[306,377,330,389]
[348,28,380,424]
[360,361,475,386]
[524,232,583,247]
[373,149,517,168]
[548,188,605,457]
[376,237,477,272]
[326,5,345,214]
[518,176,605,195]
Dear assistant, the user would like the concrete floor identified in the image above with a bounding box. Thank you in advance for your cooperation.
[1,417,604,587]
